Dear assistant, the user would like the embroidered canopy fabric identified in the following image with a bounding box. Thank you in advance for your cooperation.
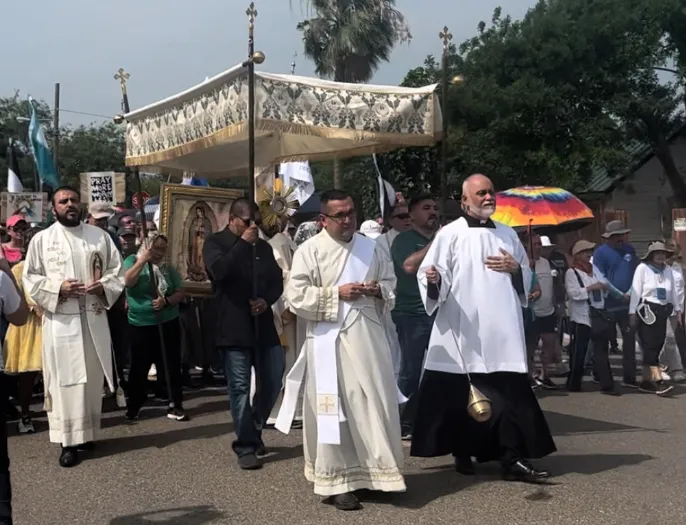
[123,63,441,177]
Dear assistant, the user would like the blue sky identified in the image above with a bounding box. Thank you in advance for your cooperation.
[4,0,536,126]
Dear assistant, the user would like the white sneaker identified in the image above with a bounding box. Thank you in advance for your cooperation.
[18,417,34,434]
[661,370,671,381]
[148,364,157,379]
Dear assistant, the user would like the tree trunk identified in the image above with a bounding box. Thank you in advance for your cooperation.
[333,158,342,189]
[654,131,686,207]
[332,63,347,190]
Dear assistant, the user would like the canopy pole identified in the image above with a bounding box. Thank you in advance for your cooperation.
[245,2,262,399]
[439,27,452,217]
[114,67,175,411]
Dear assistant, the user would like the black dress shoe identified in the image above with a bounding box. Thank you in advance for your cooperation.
[331,492,362,511]
[59,447,80,468]
[237,453,263,470]
[502,460,550,483]
[77,442,95,451]
[454,456,475,475]
[256,444,267,456]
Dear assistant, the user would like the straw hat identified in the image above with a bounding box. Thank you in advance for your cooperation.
[601,220,630,238]
[571,240,596,256]
[642,241,674,261]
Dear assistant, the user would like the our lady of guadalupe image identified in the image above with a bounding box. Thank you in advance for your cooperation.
[186,203,213,282]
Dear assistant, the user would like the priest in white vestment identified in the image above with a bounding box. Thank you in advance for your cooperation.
[411,175,556,484]
[23,187,124,468]
[375,204,412,380]
[276,190,405,511]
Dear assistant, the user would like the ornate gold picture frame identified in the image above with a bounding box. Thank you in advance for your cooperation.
[159,184,245,296]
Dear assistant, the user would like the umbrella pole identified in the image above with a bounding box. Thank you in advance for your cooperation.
[115,68,175,410]
[439,27,452,218]
[246,2,262,401]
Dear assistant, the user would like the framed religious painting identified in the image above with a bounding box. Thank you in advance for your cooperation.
[159,184,245,296]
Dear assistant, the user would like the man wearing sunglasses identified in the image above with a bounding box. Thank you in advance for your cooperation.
[202,198,285,471]
[376,203,412,380]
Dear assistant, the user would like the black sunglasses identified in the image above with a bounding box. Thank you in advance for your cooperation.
[235,216,262,227]
[392,213,410,220]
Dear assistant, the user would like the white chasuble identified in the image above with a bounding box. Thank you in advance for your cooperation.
[418,217,532,375]
[23,222,124,445]
[276,229,405,495]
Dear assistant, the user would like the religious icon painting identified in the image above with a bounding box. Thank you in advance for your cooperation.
[89,252,104,283]
[159,184,244,296]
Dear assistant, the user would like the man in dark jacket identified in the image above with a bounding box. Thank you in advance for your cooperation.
[203,198,285,470]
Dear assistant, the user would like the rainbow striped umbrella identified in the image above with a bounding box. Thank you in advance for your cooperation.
[492,186,594,232]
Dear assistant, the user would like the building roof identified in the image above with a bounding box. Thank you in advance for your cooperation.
[581,123,686,195]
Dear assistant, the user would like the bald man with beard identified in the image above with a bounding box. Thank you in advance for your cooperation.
[410,174,556,484]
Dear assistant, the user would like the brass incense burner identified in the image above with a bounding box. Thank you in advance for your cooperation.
[467,384,492,423]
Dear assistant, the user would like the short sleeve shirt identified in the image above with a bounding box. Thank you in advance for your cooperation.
[0,272,21,355]
[123,255,182,327]
[391,229,432,315]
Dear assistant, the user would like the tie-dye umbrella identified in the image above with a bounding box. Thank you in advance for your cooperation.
[492,186,594,233]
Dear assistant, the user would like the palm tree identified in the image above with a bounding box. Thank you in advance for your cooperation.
[296,0,410,188]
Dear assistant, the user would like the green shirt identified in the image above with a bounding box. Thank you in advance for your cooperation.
[391,229,432,315]
[124,255,182,327]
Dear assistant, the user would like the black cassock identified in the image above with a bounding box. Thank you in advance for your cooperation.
[410,214,556,466]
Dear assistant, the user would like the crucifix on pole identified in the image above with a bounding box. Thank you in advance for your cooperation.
[112,68,175,410]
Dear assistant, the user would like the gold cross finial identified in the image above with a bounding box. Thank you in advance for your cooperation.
[439,26,452,50]
[246,2,257,28]
[114,68,130,87]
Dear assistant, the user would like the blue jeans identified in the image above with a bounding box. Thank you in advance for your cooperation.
[392,312,435,431]
[220,345,285,458]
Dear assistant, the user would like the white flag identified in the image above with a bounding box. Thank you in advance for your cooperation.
[280,162,315,206]
[6,139,24,193]
[372,154,396,217]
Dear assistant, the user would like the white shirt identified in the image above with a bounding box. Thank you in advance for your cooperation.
[671,262,685,311]
[532,257,555,318]
[0,271,21,357]
[565,267,606,327]
[629,263,681,314]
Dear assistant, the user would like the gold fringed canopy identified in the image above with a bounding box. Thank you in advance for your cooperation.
[124,63,442,176]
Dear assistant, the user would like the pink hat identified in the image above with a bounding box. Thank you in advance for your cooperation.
[6,215,26,228]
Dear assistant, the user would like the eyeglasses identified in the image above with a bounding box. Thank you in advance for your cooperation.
[392,213,410,220]
[323,211,356,222]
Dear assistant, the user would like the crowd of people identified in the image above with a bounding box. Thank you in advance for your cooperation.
[0,175,682,522]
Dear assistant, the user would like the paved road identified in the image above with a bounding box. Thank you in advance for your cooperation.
[9,370,686,525]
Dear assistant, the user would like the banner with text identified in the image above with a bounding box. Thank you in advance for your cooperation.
[80,172,126,205]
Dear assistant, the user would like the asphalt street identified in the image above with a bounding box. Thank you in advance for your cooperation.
[9,362,686,525]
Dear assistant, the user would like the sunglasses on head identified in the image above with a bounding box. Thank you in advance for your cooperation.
[392,213,410,220]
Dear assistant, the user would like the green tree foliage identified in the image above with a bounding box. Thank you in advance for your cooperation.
[297,0,410,189]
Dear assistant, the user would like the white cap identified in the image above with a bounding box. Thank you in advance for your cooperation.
[540,235,555,247]
[360,219,382,239]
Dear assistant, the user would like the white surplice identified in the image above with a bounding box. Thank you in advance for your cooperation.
[266,231,300,424]
[23,222,124,446]
[418,217,532,374]
[276,229,405,496]
[375,229,402,379]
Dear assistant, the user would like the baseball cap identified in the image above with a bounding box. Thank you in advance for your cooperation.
[540,236,555,247]
[117,227,136,237]
[360,220,383,239]
[89,203,114,220]
[6,215,27,228]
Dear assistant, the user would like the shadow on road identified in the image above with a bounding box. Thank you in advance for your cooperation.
[544,452,653,475]
[544,411,662,436]
[109,505,224,525]
[93,422,234,457]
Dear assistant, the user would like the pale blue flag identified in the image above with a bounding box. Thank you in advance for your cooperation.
[28,97,59,189]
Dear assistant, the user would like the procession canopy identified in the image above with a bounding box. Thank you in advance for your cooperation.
[123,63,441,176]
